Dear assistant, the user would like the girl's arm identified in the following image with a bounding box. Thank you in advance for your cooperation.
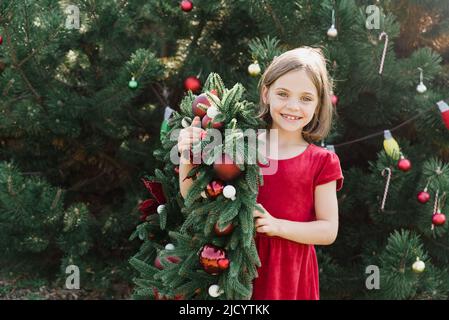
[179,160,194,199]
[253,180,339,245]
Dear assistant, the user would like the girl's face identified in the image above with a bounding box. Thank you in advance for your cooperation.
[262,69,319,133]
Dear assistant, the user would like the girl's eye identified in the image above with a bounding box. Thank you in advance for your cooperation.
[301,96,313,102]
[277,92,287,97]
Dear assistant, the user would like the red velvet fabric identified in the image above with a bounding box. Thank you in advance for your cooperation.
[252,143,343,300]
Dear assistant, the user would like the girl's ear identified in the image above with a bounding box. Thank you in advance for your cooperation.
[262,86,269,105]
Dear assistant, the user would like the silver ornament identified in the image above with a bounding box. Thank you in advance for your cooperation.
[223,185,236,201]
[157,204,165,214]
[208,284,223,298]
[327,25,338,38]
[165,243,175,251]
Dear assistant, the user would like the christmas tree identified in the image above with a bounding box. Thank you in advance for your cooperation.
[129,0,449,300]
[1,0,448,299]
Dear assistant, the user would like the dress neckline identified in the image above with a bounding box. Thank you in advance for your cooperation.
[266,143,313,161]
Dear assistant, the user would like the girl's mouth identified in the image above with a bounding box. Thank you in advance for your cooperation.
[281,113,302,121]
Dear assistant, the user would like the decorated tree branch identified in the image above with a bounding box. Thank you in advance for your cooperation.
[130,73,266,299]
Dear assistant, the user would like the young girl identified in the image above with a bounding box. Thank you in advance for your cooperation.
[251,46,343,300]
[177,46,343,300]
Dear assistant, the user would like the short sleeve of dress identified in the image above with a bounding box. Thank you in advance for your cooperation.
[315,151,344,191]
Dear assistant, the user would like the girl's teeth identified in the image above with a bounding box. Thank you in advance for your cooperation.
[282,114,300,120]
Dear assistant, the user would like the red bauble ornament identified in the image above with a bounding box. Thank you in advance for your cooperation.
[417,190,430,204]
[154,255,181,270]
[432,212,446,226]
[214,222,234,236]
[180,0,193,12]
[199,244,230,275]
[154,256,163,270]
[174,166,180,175]
[206,180,224,198]
[202,115,223,129]
[331,94,338,106]
[184,76,201,93]
[0,36,3,45]
[192,93,211,117]
[397,157,412,172]
[213,154,242,181]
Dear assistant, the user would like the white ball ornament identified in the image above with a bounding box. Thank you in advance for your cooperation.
[248,62,261,77]
[223,185,236,201]
[181,117,191,128]
[165,243,175,251]
[207,106,220,119]
[208,284,224,298]
[412,257,425,273]
[157,204,165,214]
[327,25,338,38]
[416,82,427,94]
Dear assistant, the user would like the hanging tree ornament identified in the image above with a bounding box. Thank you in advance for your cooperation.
[180,0,193,12]
[199,244,230,275]
[208,284,224,298]
[416,67,427,94]
[436,100,449,131]
[181,117,192,128]
[380,167,392,212]
[184,75,202,93]
[214,221,234,236]
[432,190,446,228]
[412,257,425,273]
[417,178,431,204]
[397,154,412,172]
[205,180,224,199]
[0,35,3,45]
[248,61,261,77]
[192,93,212,118]
[157,204,165,214]
[165,243,175,250]
[128,76,138,89]
[223,185,237,201]
[213,154,242,181]
[206,106,220,119]
[383,130,401,160]
[327,9,338,38]
[378,32,389,75]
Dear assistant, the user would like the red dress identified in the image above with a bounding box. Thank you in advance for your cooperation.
[252,143,344,300]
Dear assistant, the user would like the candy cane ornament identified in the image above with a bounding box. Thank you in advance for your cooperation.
[379,32,388,75]
[380,167,392,211]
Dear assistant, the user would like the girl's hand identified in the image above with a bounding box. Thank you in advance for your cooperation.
[177,116,205,160]
[253,203,281,237]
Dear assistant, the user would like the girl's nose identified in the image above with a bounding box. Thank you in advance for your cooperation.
[286,99,301,109]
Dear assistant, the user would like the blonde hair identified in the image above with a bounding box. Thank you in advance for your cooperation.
[257,46,335,143]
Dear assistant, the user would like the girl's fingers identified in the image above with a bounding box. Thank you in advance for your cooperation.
[254,218,266,228]
[256,226,267,233]
[253,210,262,218]
[191,116,201,127]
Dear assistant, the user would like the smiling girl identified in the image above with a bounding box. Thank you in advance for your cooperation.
[252,47,344,300]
